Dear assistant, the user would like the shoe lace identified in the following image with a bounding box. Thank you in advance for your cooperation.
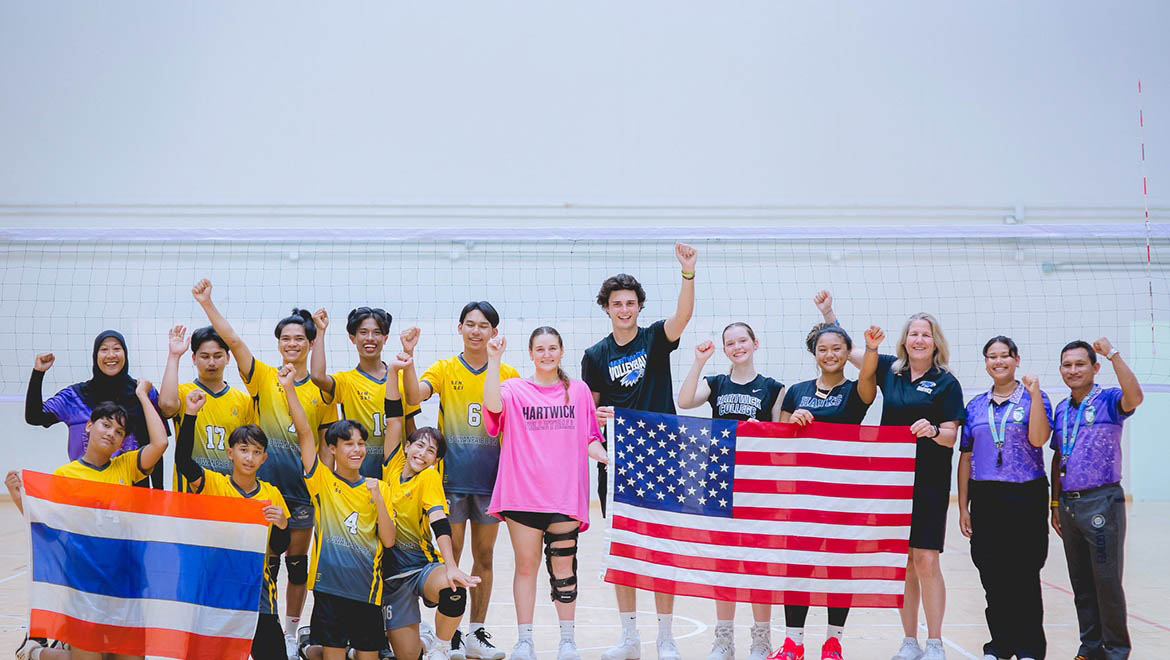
[475,629,498,648]
[450,630,462,648]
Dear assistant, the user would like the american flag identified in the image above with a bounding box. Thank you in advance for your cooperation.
[602,409,916,608]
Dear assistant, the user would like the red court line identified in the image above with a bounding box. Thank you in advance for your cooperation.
[23,471,268,526]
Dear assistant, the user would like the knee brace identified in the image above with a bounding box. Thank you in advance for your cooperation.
[266,554,282,582]
[437,586,467,617]
[285,554,308,586]
[543,528,579,603]
[269,525,291,555]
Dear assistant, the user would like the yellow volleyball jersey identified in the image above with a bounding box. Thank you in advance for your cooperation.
[419,355,519,495]
[245,359,338,508]
[172,381,256,492]
[381,463,447,575]
[305,458,393,604]
[53,449,147,486]
[196,471,289,615]
[329,367,421,478]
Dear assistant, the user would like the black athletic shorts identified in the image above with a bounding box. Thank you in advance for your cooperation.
[309,590,385,652]
[501,510,575,531]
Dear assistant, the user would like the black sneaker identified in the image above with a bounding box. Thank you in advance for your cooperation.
[449,630,466,660]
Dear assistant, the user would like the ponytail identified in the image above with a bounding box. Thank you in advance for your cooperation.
[556,366,571,403]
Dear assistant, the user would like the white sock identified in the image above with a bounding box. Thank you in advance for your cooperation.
[435,639,452,652]
[827,625,844,641]
[621,612,638,635]
[30,649,43,660]
[716,619,734,631]
[658,614,674,639]
[560,621,576,642]
[470,621,485,635]
[518,624,534,641]
[285,616,300,637]
[752,621,770,633]
[926,638,942,647]
[786,627,804,645]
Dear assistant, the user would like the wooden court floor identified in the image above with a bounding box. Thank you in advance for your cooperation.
[2,500,1167,659]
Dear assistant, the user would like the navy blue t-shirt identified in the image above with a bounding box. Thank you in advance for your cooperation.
[581,319,680,414]
[781,378,871,425]
[704,373,784,421]
[875,353,966,489]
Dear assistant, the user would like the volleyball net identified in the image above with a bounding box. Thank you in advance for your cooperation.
[2,223,1167,410]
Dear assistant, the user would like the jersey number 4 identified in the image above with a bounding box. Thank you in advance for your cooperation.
[344,511,359,535]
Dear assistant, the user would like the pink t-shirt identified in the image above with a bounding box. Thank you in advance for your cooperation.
[485,377,603,532]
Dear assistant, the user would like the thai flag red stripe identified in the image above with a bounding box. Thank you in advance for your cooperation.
[609,543,907,581]
[603,413,916,608]
[612,515,910,554]
[606,570,905,608]
[30,610,253,660]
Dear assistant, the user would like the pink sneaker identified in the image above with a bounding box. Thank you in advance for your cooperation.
[820,637,843,660]
[767,638,804,660]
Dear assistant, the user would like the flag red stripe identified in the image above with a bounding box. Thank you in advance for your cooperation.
[604,569,904,608]
[733,478,913,499]
[736,451,916,472]
[610,542,907,581]
[733,506,913,527]
[737,420,915,443]
[22,471,267,526]
[614,516,909,554]
[30,610,251,660]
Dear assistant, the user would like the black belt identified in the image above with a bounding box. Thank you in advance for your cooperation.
[1060,482,1121,499]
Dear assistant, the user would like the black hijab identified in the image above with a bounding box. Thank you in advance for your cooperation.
[72,330,149,445]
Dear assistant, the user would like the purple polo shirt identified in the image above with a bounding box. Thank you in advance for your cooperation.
[961,384,1051,483]
[42,386,163,460]
[1050,386,1132,491]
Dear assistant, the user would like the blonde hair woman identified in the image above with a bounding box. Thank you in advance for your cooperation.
[814,293,966,660]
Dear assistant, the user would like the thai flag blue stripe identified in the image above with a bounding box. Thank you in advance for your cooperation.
[30,523,263,612]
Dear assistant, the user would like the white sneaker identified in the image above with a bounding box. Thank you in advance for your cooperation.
[286,631,299,660]
[558,639,583,660]
[891,638,923,660]
[15,636,46,660]
[921,640,946,660]
[747,625,770,660]
[601,633,642,660]
[510,638,536,660]
[706,625,734,660]
[658,637,682,660]
[296,626,312,660]
[465,628,507,660]
[444,627,463,660]
[426,643,454,660]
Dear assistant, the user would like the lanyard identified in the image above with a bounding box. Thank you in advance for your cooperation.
[986,400,1015,468]
[1060,384,1101,473]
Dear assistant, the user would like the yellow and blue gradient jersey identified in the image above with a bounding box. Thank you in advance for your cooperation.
[305,458,394,605]
[53,449,147,485]
[420,355,519,495]
[245,359,338,509]
[329,367,421,478]
[172,381,256,492]
[195,471,289,615]
[380,462,446,576]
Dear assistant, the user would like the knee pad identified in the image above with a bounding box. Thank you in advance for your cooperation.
[269,525,290,555]
[266,554,282,582]
[543,529,579,603]
[285,554,308,586]
[437,586,467,617]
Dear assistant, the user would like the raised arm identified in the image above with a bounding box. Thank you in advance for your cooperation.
[308,308,336,401]
[136,380,170,474]
[857,325,884,404]
[663,242,698,342]
[176,389,208,491]
[1022,374,1051,448]
[483,336,506,414]
[279,364,318,474]
[192,279,256,382]
[398,326,433,405]
[814,290,865,368]
[25,353,59,427]
[677,341,715,409]
[5,471,23,515]
[1094,337,1144,413]
[158,325,190,419]
[384,353,411,443]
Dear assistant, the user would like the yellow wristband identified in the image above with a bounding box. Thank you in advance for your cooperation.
[681,270,695,280]
[1050,500,1059,508]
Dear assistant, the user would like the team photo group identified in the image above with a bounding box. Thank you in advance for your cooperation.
[8,243,1143,660]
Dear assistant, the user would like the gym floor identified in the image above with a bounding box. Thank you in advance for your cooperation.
[2,500,1167,659]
